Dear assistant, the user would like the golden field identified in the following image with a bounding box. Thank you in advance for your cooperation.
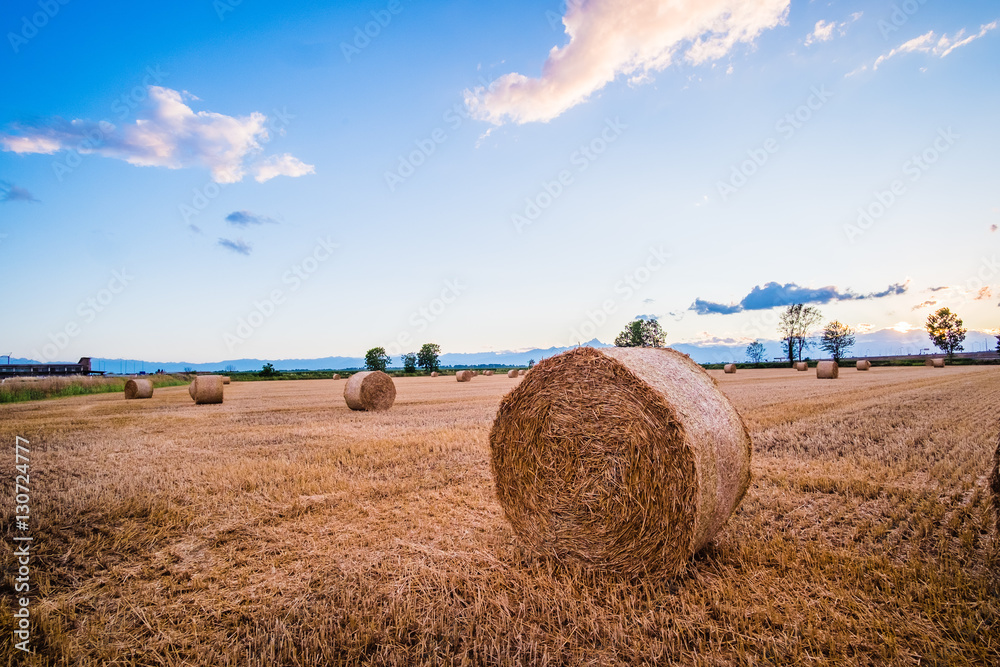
[1,366,997,666]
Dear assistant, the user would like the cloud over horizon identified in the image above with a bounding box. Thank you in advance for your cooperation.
[0,87,315,184]
[873,21,998,71]
[691,281,909,315]
[218,238,252,255]
[465,0,790,125]
[0,180,39,203]
[225,210,277,226]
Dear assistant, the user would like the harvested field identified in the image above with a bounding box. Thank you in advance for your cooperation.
[1,367,997,665]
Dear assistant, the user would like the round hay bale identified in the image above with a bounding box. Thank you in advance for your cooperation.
[816,361,839,379]
[794,362,808,371]
[222,376,231,384]
[723,364,736,374]
[507,369,519,378]
[856,360,871,371]
[124,379,153,400]
[925,359,935,366]
[456,370,473,382]
[332,374,341,380]
[189,375,224,404]
[932,358,946,368]
[343,371,395,411]
[489,347,752,576]
[484,370,494,376]
[430,371,439,377]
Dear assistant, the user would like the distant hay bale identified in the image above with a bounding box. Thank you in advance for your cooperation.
[332,374,341,380]
[507,369,519,378]
[189,375,224,404]
[343,371,396,411]
[430,372,439,377]
[794,362,808,371]
[484,370,494,376]
[933,358,946,368]
[456,370,473,382]
[489,347,752,576]
[856,360,871,371]
[222,376,231,384]
[724,364,736,374]
[925,359,935,366]
[816,361,839,379]
[124,379,153,400]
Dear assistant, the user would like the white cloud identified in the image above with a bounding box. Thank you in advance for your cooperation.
[873,21,998,70]
[804,20,835,46]
[465,0,790,125]
[0,87,314,184]
[252,153,316,183]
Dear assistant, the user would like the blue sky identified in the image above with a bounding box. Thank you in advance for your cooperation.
[2,0,998,364]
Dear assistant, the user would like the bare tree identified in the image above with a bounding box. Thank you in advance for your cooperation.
[778,304,822,363]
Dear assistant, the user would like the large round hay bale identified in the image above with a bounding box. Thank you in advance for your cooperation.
[507,369,519,378]
[856,360,871,371]
[723,364,736,374]
[124,379,153,400]
[189,375,224,404]
[489,347,752,576]
[430,371,439,377]
[222,376,231,385]
[816,361,839,379]
[332,373,341,380]
[932,358,945,368]
[343,371,395,411]
[794,362,808,371]
[456,370,473,382]
[484,370,494,376]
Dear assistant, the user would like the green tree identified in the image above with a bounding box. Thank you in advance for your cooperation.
[745,340,765,363]
[259,362,277,377]
[364,347,391,372]
[417,343,441,372]
[820,321,856,362]
[614,318,666,348]
[778,304,822,363]
[527,359,535,368]
[401,352,417,373]
[925,308,967,360]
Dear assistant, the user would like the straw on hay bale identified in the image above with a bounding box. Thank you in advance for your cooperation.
[816,361,839,379]
[856,360,871,371]
[124,379,153,400]
[489,346,752,576]
[332,374,341,380]
[222,376,231,384]
[343,371,396,411]
[189,375,224,404]
[456,370,473,382]
[932,358,946,368]
[430,372,439,377]
[723,364,736,374]
[794,362,808,371]
[507,369,519,378]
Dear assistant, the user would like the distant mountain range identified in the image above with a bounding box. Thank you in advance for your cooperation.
[9,329,997,373]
